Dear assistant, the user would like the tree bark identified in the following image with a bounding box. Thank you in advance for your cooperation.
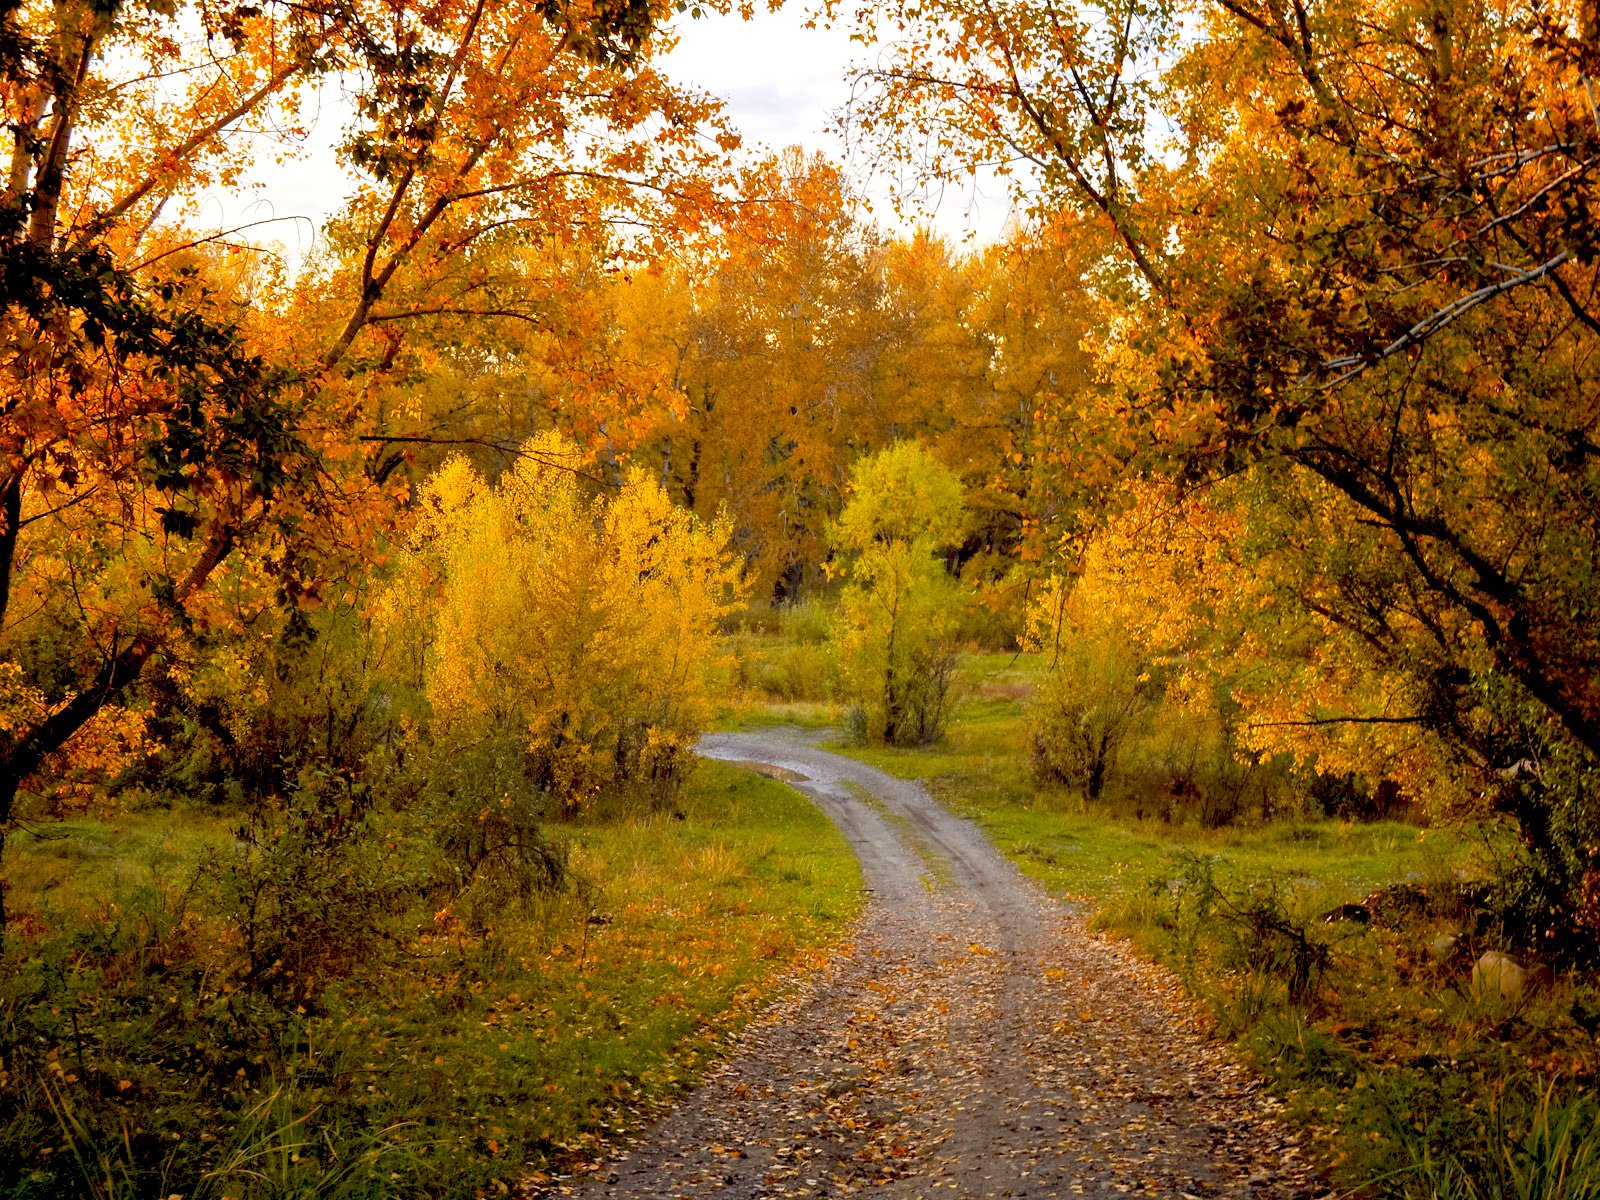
[0,471,21,633]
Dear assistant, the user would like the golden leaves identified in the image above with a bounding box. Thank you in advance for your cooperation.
[382,433,744,811]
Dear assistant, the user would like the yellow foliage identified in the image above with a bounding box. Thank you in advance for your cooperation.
[384,433,744,811]
[833,443,969,745]
[1030,480,1468,815]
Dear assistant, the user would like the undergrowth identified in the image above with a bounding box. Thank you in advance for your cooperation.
[0,761,861,1199]
[813,648,1600,1200]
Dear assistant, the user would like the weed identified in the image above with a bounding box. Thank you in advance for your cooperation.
[1403,1080,1600,1200]
[0,760,862,1197]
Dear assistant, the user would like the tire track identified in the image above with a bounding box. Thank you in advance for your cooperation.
[541,728,1323,1200]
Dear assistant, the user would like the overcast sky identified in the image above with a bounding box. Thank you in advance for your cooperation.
[204,5,1017,263]
[661,6,1019,244]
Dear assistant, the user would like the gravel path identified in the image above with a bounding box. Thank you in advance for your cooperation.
[545,728,1324,1200]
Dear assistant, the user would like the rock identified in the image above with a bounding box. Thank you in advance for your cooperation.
[1428,934,1459,963]
[1471,950,1527,1001]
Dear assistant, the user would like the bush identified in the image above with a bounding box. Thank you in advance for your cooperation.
[1024,574,1299,822]
[413,731,567,925]
[831,443,969,746]
[1307,771,1409,822]
[1160,852,1332,1007]
[217,762,412,1008]
[731,601,842,702]
[381,433,743,814]
[1486,747,1600,969]
[1028,637,1158,800]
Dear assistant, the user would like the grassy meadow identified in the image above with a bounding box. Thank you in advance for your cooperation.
[0,761,861,1199]
[725,625,1600,1199]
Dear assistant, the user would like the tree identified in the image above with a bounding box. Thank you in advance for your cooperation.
[0,0,739,933]
[852,0,1600,954]
[599,165,1110,613]
[1024,574,1162,803]
[624,150,913,599]
[381,433,743,814]
[832,441,968,745]
[922,217,1112,622]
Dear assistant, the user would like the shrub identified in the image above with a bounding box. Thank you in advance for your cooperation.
[216,762,410,1007]
[1160,852,1332,1007]
[1483,744,1600,969]
[413,730,567,925]
[1023,570,1297,822]
[1028,635,1158,800]
[381,433,744,814]
[731,601,842,703]
[831,443,969,746]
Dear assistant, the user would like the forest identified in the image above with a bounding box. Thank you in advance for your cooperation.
[1,0,1598,1195]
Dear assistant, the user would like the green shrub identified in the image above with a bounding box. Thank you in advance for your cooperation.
[1487,748,1600,969]
[831,443,970,746]
[779,599,833,646]
[1027,638,1158,800]
[749,639,841,702]
[216,763,411,1008]
[1160,851,1332,1006]
[724,601,843,704]
[412,731,567,922]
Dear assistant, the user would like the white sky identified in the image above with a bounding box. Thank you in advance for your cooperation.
[202,5,1019,264]
[658,5,1018,245]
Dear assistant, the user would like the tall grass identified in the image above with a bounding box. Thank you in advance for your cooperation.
[2,761,863,1198]
[1406,1082,1600,1200]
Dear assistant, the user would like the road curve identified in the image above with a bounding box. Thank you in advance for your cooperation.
[549,727,1321,1200]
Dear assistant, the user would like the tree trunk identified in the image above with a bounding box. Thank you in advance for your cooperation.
[1087,731,1111,800]
[0,780,11,944]
[0,471,21,632]
[26,26,97,250]
[881,598,902,744]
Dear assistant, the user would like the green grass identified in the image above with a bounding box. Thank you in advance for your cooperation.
[6,809,238,931]
[712,697,841,731]
[945,803,1461,905]
[796,648,1600,1200]
[1,760,862,1198]
[822,650,1474,913]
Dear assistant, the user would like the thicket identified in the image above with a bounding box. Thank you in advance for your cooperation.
[1022,520,1298,827]
[0,754,858,1200]
[725,600,842,705]
[383,435,742,815]
[831,443,970,747]
[0,437,742,1196]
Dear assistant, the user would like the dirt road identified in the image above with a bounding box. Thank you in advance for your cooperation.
[555,727,1321,1200]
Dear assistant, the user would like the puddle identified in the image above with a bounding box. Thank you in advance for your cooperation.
[723,758,810,784]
